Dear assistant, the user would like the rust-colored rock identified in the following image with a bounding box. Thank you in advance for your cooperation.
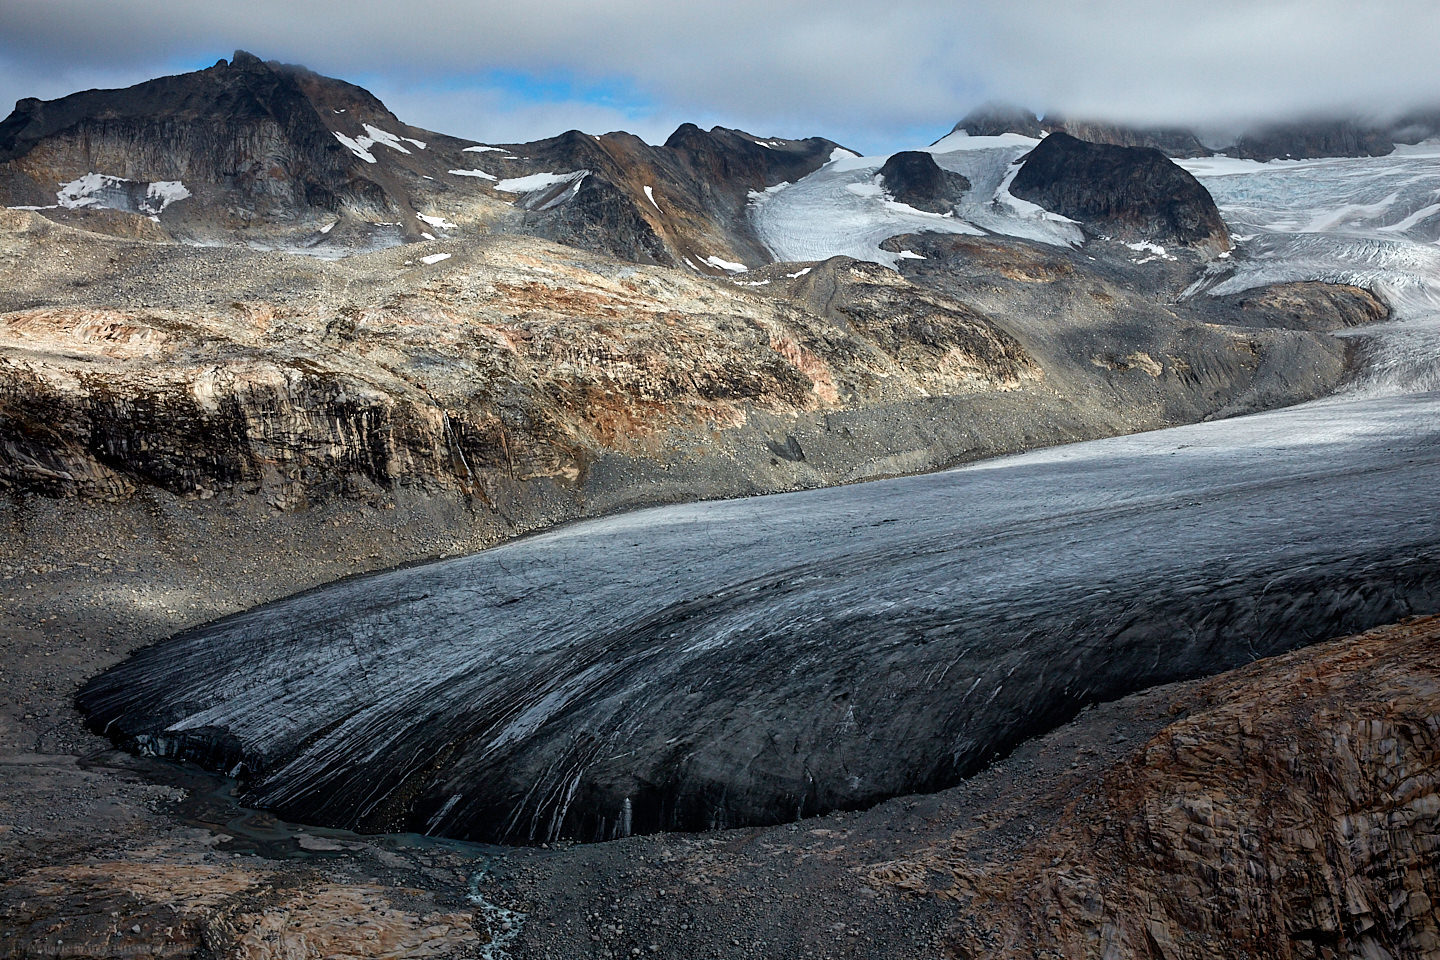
[869,616,1440,960]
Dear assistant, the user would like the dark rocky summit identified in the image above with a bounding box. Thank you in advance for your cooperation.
[0,51,440,241]
[0,53,848,272]
[1039,114,1210,157]
[876,150,970,213]
[1009,132,1230,250]
[1228,118,1395,162]
[948,102,1042,139]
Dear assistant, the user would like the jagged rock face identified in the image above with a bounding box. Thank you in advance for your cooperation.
[877,151,970,213]
[890,617,1440,960]
[1229,119,1395,161]
[0,51,415,235]
[1009,132,1230,250]
[0,54,846,270]
[1039,115,1210,157]
[951,103,1042,138]
[496,124,845,270]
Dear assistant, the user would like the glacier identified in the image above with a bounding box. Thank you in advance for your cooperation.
[79,142,1440,845]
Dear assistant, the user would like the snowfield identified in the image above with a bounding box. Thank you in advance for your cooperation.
[751,132,1083,267]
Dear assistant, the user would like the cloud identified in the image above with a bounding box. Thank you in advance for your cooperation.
[2,0,1439,153]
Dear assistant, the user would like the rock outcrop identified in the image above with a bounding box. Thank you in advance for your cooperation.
[0,54,848,272]
[949,103,1043,139]
[879,616,1440,960]
[1009,132,1231,250]
[877,151,970,213]
[1228,119,1396,162]
[0,51,444,244]
[1040,114,1210,157]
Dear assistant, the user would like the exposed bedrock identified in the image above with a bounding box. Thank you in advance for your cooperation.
[78,397,1440,844]
[1039,114,1210,158]
[1009,132,1231,251]
[1228,119,1396,162]
[2,215,1368,512]
[877,151,970,213]
[949,103,1043,139]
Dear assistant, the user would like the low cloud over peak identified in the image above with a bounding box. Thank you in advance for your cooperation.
[3,0,1438,153]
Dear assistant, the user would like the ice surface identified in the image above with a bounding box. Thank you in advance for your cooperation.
[495,171,588,193]
[700,255,747,273]
[56,173,190,215]
[751,138,1082,268]
[334,132,376,163]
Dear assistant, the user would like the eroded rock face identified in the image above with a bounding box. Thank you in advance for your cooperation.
[870,616,1440,960]
[950,103,1043,138]
[0,54,848,271]
[1230,119,1395,162]
[1009,132,1231,251]
[1039,115,1210,157]
[877,151,970,213]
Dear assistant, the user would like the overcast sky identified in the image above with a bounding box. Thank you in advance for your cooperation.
[3,0,1439,154]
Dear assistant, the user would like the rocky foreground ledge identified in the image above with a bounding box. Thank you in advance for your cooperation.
[4,614,1437,959]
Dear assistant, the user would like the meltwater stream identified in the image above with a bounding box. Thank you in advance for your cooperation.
[80,148,1440,845]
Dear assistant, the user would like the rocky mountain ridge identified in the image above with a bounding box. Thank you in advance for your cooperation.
[0,52,849,275]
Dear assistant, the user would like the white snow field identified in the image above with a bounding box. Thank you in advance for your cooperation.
[751,132,1083,267]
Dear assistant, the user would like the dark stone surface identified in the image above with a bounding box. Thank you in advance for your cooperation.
[1039,115,1210,158]
[0,51,386,222]
[1228,119,1395,162]
[949,103,1042,139]
[1009,132,1230,249]
[877,151,970,213]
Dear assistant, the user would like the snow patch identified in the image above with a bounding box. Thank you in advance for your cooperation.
[701,255,747,273]
[829,147,861,162]
[785,267,812,278]
[56,173,190,215]
[895,250,926,260]
[495,172,587,194]
[334,132,376,163]
[362,124,412,155]
[319,221,336,234]
[643,185,660,211]
[418,213,455,230]
[146,181,191,210]
[449,168,498,180]
[1125,241,1177,263]
[464,145,510,154]
[334,124,414,163]
[419,252,452,265]
[926,131,1042,155]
